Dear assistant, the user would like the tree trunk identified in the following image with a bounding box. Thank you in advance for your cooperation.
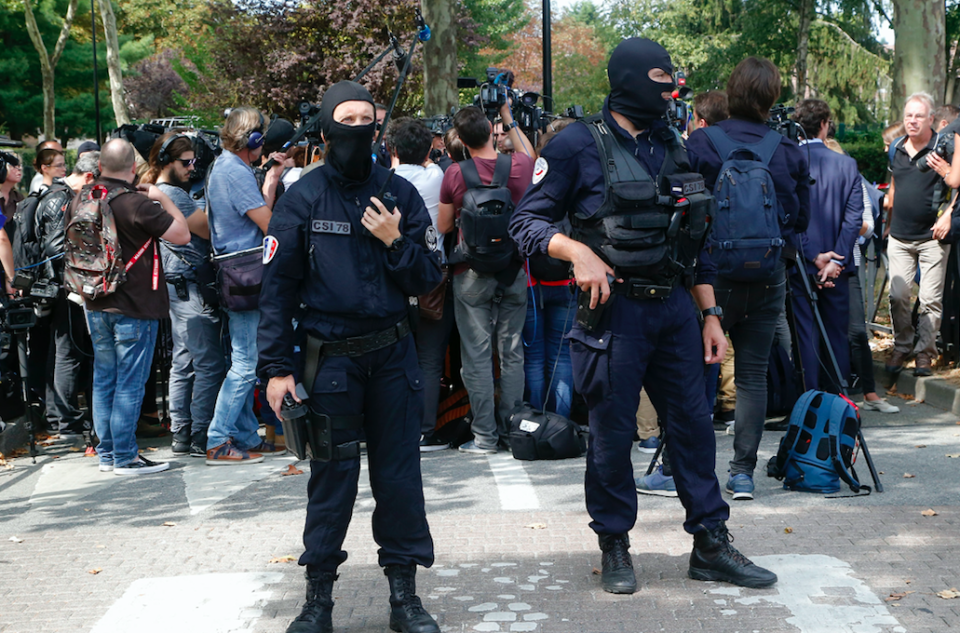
[947,33,960,105]
[22,0,80,140]
[796,0,815,99]
[98,0,130,127]
[891,0,946,117]
[422,0,459,117]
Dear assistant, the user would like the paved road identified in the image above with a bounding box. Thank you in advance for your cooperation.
[1,399,958,633]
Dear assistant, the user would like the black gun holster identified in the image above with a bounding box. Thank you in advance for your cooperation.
[305,410,364,462]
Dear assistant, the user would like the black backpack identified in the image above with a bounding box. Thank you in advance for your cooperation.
[508,403,586,461]
[11,183,69,285]
[450,154,517,274]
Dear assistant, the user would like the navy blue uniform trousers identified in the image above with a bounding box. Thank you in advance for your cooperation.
[299,335,435,572]
[569,289,730,535]
[790,272,850,392]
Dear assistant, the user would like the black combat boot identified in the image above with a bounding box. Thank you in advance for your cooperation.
[286,568,337,633]
[597,533,637,594]
[688,521,778,588]
[384,565,440,633]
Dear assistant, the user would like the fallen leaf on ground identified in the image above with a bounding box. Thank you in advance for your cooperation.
[591,568,601,575]
[884,591,915,601]
[921,509,938,517]
[915,445,926,448]
[524,523,547,530]
[68,446,83,452]
[905,580,912,584]
[282,464,304,476]
[269,555,297,564]
[878,471,885,475]
[9,536,23,543]
[784,527,793,534]
[162,522,176,527]
[145,447,158,452]
[937,588,960,599]
[88,568,102,575]
[903,473,915,478]
[946,454,960,458]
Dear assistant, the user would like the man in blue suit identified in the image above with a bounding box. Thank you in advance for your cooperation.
[790,99,864,391]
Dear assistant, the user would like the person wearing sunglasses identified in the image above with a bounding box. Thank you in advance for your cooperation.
[142,131,225,458]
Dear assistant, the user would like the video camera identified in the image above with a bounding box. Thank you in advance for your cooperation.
[766,104,804,143]
[917,130,955,172]
[458,68,546,135]
[666,71,693,134]
[112,122,222,184]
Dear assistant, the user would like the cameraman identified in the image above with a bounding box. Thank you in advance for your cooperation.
[437,103,534,454]
[885,93,951,376]
[685,57,809,501]
[143,132,224,457]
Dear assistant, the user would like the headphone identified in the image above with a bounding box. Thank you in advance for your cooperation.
[157,134,189,166]
[0,152,8,183]
[242,111,266,150]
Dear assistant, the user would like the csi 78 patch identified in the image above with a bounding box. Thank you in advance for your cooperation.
[311,220,352,235]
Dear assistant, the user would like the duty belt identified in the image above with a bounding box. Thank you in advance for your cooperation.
[611,277,676,300]
[301,317,411,397]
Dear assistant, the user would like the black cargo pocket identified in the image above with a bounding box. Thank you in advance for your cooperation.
[312,370,348,396]
[565,325,611,409]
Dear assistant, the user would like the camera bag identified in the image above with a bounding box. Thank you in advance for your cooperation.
[766,390,869,495]
[508,403,586,461]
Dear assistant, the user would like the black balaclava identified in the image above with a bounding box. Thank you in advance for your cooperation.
[320,81,376,182]
[607,38,676,130]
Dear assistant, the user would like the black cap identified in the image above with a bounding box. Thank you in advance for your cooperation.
[77,141,100,155]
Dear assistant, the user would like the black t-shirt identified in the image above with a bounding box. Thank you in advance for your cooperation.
[890,131,944,241]
[85,178,175,321]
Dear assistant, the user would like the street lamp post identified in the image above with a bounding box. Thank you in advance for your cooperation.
[91,0,102,145]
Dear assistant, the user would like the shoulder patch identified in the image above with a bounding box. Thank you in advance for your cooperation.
[424,225,439,252]
[532,157,549,185]
[263,235,279,264]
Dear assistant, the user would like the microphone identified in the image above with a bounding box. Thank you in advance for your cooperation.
[415,7,431,42]
[390,31,407,72]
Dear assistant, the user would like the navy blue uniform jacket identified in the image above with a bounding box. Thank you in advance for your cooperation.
[796,141,864,273]
[257,163,443,380]
[509,102,716,286]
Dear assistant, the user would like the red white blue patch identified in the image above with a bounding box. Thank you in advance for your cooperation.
[532,156,549,184]
[263,236,279,264]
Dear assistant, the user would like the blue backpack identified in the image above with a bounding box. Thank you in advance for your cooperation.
[767,390,870,495]
[703,127,786,282]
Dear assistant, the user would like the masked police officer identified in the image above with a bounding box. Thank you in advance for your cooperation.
[258,81,443,633]
[509,38,777,593]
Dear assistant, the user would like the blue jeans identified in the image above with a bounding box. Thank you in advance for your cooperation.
[522,283,575,418]
[168,281,226,438]
[206,309,261,450]
[85,311,158,468]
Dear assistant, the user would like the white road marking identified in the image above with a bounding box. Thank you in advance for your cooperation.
[732,555,906,633]
[90,572,282,633]
[486,453,540,510]
[182,455,297,515]
[29,460,120,508]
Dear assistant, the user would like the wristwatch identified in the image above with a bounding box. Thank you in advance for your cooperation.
[388,236,406,251]
[701,306,723,320]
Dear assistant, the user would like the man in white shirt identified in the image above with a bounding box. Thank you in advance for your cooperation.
[385,117,451,451]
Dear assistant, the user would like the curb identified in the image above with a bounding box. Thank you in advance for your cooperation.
[874,359,960,416]
[0,415,30,457]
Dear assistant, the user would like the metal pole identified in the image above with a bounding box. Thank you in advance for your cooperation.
[91,0,102,145]
[542,0,552,111]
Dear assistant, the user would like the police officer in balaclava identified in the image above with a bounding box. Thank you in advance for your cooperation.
[258,80,443,633]
[510,38,778,594]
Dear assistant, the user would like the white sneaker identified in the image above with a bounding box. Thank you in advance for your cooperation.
[860,399,900,414]
[99,463,114,472]
[114,456,170,475]
[458,440,497,455]
[725,422,736,435]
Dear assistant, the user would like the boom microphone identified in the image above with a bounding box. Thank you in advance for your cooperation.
[415,7,431,42]
[390,32,407,72]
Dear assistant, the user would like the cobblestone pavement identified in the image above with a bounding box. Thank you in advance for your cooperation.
[0,399,958,633]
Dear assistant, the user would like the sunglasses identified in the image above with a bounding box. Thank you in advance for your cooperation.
[177,158,197,167]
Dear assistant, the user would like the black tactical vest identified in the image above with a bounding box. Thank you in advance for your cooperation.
[572,117,714,289]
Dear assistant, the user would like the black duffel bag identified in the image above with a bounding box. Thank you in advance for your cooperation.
[508,403,586,461]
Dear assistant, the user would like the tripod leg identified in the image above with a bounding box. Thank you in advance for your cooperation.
[16,333,37,464]
[644,423,665,476]
[857,429,883,493]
